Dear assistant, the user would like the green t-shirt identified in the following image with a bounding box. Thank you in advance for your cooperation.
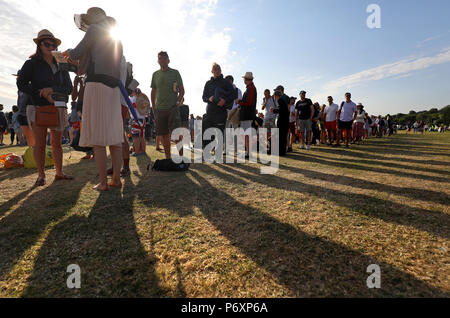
[151,67,183,110]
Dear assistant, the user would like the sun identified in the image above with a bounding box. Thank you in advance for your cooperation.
[109,26,121,41]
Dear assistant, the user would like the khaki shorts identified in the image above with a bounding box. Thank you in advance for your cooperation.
[155,106,181,136]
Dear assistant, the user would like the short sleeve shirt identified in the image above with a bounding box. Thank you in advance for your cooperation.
[340,101,357,122]
[151,67,183,110]
[296,98,313,120]
[324,103,338,122]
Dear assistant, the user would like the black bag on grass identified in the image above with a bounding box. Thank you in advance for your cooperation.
[70,129,93,153]
[151,159,190,172]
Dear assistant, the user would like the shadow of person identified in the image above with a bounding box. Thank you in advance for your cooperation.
[289,152,449,183]
[0,159,94,282]
[21,174,165,297]
[276,163,450,206]
[185,166,446,297]
[218,164,449,240]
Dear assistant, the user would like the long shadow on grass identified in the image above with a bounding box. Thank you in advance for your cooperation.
[276,163,450,206]
[216,164,449,240]
[0,160,91,283]
[313,146,450,167]
[289,152,450,184]
[311,148,450,176]
[185,166,447,297]
[22,174,165,297]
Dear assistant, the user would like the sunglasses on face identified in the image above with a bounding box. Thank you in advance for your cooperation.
[42,41,57,49]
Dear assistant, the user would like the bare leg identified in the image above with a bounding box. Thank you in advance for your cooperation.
[50,130,63,176]
[162,134,171,159]
[31,125,48,180]
[109,145,122,186]
[93,146,108,191]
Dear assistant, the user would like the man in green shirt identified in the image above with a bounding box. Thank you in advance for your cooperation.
[151,51,185,159]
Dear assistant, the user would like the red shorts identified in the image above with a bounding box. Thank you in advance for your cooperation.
[72,121,80,130]
[325,121,337,131]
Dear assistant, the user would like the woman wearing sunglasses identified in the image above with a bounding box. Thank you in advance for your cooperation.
[17,29,74,187]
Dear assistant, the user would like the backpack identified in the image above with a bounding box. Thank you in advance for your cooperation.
[23,147,54,169]
[150,159,190,172]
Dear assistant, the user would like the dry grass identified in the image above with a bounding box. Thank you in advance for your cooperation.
[0,131,449,298]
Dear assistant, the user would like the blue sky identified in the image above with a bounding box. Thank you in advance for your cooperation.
[0,0,449,116]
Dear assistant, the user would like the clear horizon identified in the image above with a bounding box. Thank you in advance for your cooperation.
[0,0,449,117]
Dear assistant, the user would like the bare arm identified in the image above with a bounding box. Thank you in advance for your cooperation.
[177,85,185,106]
[151,88,157,110]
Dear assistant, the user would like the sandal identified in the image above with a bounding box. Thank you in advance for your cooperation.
[34,178,46,187]
[93,184,109,192]
[55,174,74,181]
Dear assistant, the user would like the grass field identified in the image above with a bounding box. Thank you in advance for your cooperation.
[0,131,449,298]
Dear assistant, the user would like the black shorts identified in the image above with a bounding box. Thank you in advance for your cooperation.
[17,114,28,126]
[0,126,6,134]
[338,120,353,130]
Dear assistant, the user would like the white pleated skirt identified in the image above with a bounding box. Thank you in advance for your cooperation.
[80,82,124,147]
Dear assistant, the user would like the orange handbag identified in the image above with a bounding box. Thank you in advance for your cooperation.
[35,105,59,127]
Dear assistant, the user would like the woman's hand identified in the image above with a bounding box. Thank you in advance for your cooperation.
[45,95,55,104]
[40,88,54,99]
[62,50,69,58]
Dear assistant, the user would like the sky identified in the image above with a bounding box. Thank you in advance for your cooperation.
[0,0,449,117]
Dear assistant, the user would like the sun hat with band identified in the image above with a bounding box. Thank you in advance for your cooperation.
[33,29,61,47]
[74,7,116,32]
[242,72,254,81]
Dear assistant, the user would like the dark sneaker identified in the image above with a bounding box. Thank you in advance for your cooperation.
[287,147,293,153]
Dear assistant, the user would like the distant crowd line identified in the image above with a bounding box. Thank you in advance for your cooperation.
[0,7,448,189]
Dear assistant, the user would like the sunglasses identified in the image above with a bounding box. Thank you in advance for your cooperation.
[42,41,57,49]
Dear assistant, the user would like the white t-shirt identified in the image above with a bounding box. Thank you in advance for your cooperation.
[289,105,296,123]
[324,103,338,122]
[264,97,276,121]
[340,101,357,122]
[355,110,366,123]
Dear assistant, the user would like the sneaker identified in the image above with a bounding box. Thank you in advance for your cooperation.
[300,145,305,150]
[306,145,311,150]
[287,147,293,153]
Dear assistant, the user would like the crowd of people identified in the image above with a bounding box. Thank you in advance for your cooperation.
[0,7,448,189]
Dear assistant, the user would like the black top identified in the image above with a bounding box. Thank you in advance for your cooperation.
[179,105,190,122]
[17,57,72,106]
[239,82,257,121]
[0,112,7,127]
[202,75,237,123]
[274,98,289,128]
[296,98,313,120]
